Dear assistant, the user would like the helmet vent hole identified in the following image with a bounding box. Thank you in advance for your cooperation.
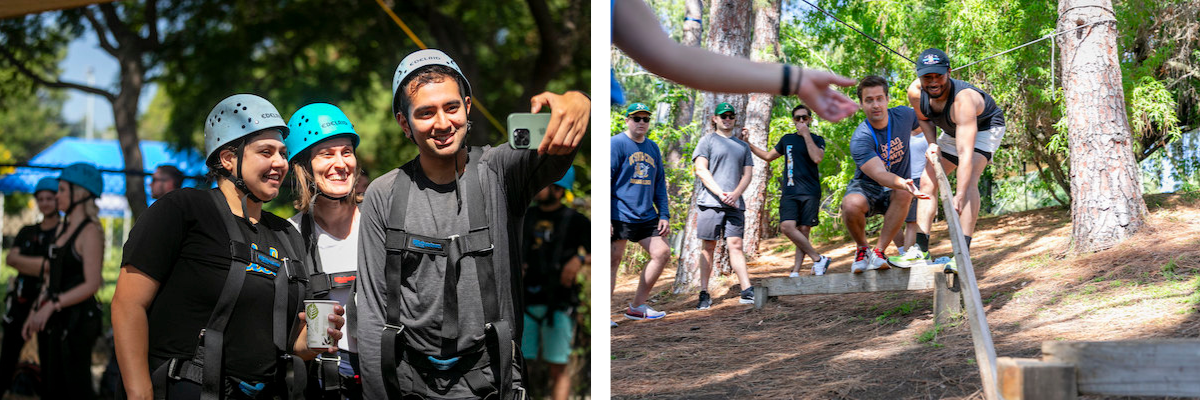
[241,125,246,129]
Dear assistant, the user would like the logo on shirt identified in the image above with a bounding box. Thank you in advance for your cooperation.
[246,243,280,277]
[785,144,795,186]
[879,136,908,171]
[627,152,656,185]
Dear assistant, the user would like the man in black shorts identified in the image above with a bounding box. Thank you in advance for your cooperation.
[611,102,669,322]
[747,104,832,276]
[906,48,1007,272]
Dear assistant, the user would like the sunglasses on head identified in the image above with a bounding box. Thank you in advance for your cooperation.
[793,114,811,122]
[718,114,736,120]
[630,116,651,123]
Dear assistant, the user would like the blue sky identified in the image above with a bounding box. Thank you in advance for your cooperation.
[59,31,156,132]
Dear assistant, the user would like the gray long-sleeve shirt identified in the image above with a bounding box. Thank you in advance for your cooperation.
[354,145,573,398]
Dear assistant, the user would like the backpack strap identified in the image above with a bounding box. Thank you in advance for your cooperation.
[380,159,416,399]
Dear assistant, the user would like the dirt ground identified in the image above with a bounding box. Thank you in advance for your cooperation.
[611,193,1200,399]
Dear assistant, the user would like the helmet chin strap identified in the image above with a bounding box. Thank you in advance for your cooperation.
[59,185,94,238]
[231,143,264,204]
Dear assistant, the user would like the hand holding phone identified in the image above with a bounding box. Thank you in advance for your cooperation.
[508,113,552,149]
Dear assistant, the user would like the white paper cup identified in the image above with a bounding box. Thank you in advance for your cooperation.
[304,300,340,350]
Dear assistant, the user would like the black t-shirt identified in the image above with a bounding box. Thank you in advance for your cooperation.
[11,224,54,298]
[774,133,825,197]
[121,188,305,381]
[521,205,590,306]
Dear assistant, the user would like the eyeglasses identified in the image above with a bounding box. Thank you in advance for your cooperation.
[630,116,651,123]
[793,114,811,122]
[718,114,736,120]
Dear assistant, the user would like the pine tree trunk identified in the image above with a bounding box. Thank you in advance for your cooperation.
[1057,0,1147,253]
[741,0,782,257]
[673,0,754,293]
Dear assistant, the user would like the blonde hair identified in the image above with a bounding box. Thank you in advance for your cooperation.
[291,162,362,213]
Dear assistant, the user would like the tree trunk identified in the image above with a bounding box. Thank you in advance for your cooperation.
[115,51,147,219]
[671,0,705,129]
[1057,0,1147,253]
[741,0,782,257]
[673,0,754,293]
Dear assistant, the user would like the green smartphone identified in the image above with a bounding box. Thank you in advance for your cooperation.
[508,113,552,149]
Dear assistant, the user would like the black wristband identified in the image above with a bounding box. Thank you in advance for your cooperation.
[781,64,792,96]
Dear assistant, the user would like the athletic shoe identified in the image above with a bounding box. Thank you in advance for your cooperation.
[625,304,666,320]
[869,248,890,271]
[812,255,831,276]
[934,256,957,274]
[739,287,756,304]
[696,291,712,310]
[789,272,800,278]
[888,246,929,269]
[611,320,618,328]
[851,247,870,274]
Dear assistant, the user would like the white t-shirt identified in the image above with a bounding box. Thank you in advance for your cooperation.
[910,132,929,180]
[289,210,360,352]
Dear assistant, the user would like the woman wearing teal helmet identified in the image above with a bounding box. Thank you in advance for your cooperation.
[113,94,343,400]
[283,102,363,399]
[0,177,60,396]
[21,163,105,399]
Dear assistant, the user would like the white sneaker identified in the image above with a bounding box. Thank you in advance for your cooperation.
[867,248,889,271]
[851,247,869,274]
[812,255,830,276]
[888,246,928,269]
[789,272,800,278]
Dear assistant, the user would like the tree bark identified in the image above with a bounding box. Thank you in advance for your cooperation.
[673,0,754,293]
[1057,0,1147,253]
[741,0,782,257]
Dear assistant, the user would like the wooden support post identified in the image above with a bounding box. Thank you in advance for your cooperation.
[997,357,1077,400]
[932,159,1001,400]
[933,272,962,326]
[1042,340,1200,397]
[753,285,767,309]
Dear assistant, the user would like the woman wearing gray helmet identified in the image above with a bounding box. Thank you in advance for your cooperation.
[283,103,364,399]
[112,94,344,400]
[0,177,59,396]
[20,163,105,399]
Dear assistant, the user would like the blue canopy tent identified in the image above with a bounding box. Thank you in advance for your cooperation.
[0,137,206,217]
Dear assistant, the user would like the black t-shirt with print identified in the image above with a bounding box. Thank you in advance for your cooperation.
[773,133,826,198]
[121,188,305,381]
[521,205,590,307]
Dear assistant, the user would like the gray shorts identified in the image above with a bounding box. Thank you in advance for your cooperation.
[696,206,745,240]
[937,125,1005,158]
[845,179,891,218]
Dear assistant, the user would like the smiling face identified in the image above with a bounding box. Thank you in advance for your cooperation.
[308,137,357,198]
[35,190,57,216]
[859,85,889,125]
[920,72,950,99]
[712,112,737,131]
[220,130,289,201]
[396,77,471,160]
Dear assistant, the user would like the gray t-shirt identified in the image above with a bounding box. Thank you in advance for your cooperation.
[851,106,919,187]
[354,145,573,398]
[693,133,754,210]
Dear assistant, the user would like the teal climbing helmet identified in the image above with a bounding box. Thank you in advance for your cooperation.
[58,162,103,197]
[285,103,360,163]
[34,177,59,194]
[553,166,575,190]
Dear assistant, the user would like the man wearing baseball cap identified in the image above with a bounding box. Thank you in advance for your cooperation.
[354,48,589,399]
[693,102,756,309]
[896,48,1007,272]
[611,102,670,324]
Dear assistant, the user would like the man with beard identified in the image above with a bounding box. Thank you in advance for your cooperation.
[693,102,756,308]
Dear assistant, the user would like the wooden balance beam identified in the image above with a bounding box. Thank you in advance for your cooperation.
[754,265,964,323]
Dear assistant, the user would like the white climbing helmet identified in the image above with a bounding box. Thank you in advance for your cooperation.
[390,49,472,118]
[204,94,289,164]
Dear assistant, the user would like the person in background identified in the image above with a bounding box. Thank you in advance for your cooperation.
[693,103,756,308]
[0,177,59,397]
[150,165,185,199]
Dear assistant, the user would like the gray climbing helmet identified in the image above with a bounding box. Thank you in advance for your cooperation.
[204,94,289,165]
[390,49,472,118]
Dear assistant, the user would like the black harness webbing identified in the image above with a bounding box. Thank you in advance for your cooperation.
[301,214,358,298]
[380,148,520,399]
[151,189,308,400]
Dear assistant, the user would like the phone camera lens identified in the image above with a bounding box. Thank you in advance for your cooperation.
[514,129,530,146]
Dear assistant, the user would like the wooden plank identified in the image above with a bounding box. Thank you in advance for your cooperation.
[997,357,1077,400]
[0,0,112,18]
[931,158,1002,400]
[759,264,943,298]
[753,285,768,309]
[1042,340,1200,397]
[933,272,962,326]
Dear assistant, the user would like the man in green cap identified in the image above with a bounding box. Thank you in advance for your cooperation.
[693,102,756,309]
[611,102,670,324]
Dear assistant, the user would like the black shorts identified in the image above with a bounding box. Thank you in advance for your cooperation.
[845,179,891,218]
[780,195,820,227]
[611,219,660,242]
[940,148,993,165]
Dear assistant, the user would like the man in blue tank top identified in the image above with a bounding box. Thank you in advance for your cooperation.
[904,48,1007,272]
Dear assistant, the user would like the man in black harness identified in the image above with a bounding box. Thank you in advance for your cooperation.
[904,49,1007,272]
[353,49,589,399]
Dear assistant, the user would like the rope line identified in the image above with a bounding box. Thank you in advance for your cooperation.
[796,0,914,65]
[373,0,504,134]
[954,19,1116,72]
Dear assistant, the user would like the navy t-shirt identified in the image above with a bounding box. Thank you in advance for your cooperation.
[851,106,919,186]
[774,133,825,197]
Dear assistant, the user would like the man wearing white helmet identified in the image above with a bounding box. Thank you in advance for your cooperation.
[353,49,588,400]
